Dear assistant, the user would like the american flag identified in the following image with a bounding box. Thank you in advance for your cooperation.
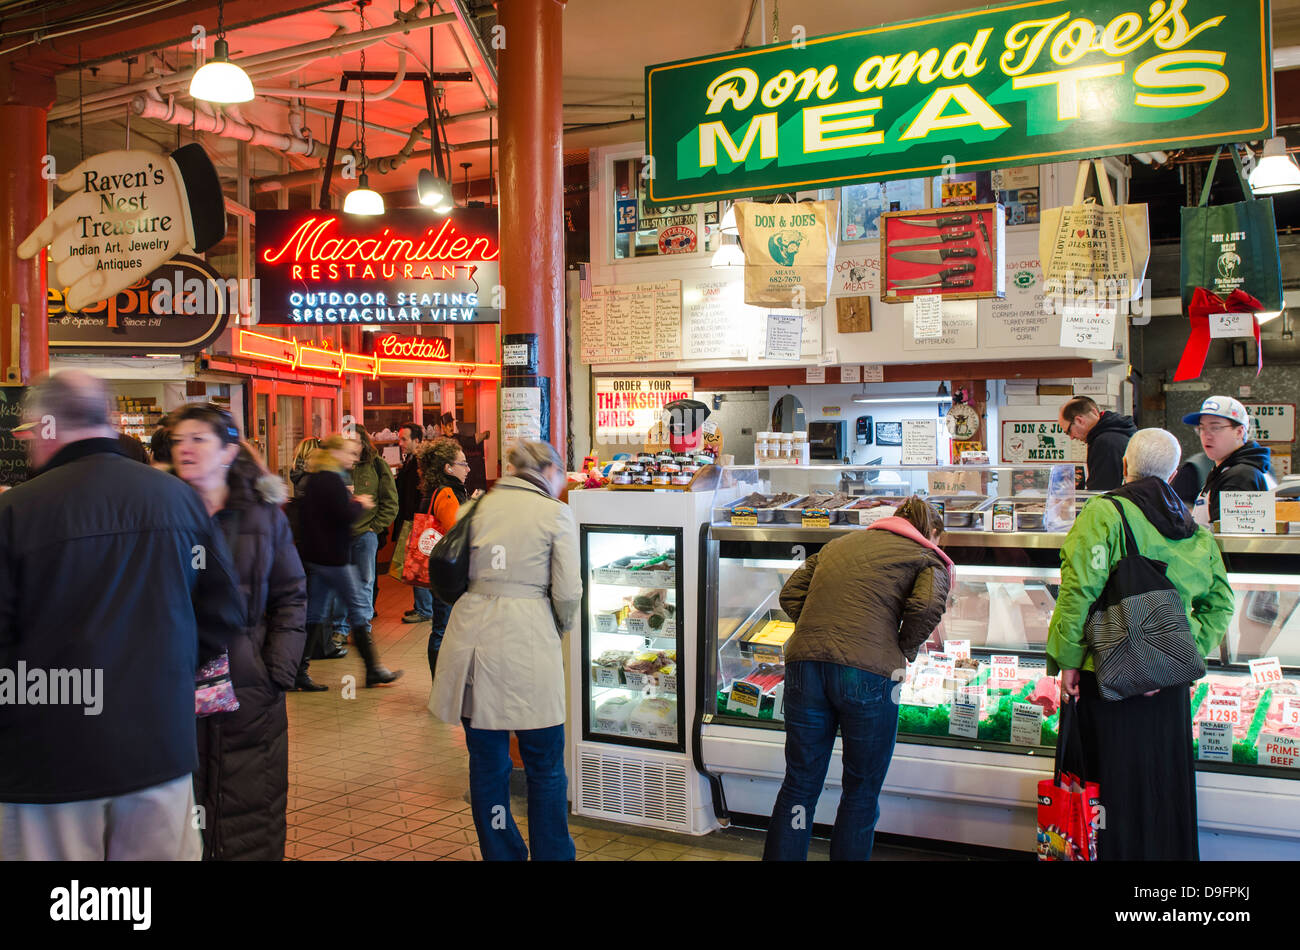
[578,262,593,301]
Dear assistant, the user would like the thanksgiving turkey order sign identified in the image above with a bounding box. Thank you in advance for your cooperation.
[254,208,501,325]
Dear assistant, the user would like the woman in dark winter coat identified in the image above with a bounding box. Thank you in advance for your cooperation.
[169,404,307,861]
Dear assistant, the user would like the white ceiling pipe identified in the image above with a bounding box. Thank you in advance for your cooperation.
[130,92,350,160]
[245,51,409,101]
[49,12,456,120]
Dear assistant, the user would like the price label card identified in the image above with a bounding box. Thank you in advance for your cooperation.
[1010,701,1045,746]
[945,640,971,660]
[1259,733,1300,769]
[913,665,944,691]
[623,671,649,691]
[730,506,758,527]
[801,507,831,528]
[1198,721,1233,761]
[1249,656,1285,688]
[1209,312,1256,338]
[625,615,649,636]
[949,701,979,739]
[957,683,984,709]
[929,652,955,678]
[729,681,763,717]
[805,366,826,384]
[595,718,624,734]
[991,655,1019,682]
[627,718,649,738]
[1204,695,1241,726]
[593,666,621,688]
[1283,698,1300,728]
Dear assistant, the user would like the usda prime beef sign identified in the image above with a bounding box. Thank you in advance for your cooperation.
[645,0,1271,203]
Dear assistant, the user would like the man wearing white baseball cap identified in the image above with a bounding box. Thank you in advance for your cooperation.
[1182,396,1274,524]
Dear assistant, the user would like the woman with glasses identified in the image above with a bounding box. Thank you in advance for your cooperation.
[168,405,307,860]
[414,438,477,682]
[1182,395,1274,524]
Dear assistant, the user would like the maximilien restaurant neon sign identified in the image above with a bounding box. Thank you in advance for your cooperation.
[254,208,501,326]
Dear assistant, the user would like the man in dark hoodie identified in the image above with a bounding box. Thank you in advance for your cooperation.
[1182,395,1274,524]
[1047,428,1233,859]
[1060,396,1137,491]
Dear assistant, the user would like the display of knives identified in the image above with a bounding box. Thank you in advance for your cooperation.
[890,263,976,287]
[891,247,978,264]
[889,230,974,247]
[903,278,975,290]
[899,214,972,228]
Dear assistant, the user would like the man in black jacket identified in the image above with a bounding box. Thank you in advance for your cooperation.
[1060,396,1137,491]
[1182,395,1274,523]
[0,371,242,860]
[394,423,434,623]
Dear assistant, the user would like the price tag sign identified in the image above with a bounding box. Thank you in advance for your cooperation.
[949,701,979,739]
[945,640,971,660]
[1198,721,1232,761]
[623,671,650,691]
[801,507,831,528]
[1249,656,1285,688]
[913,665,944,691]
[1204,695,1241,726]
[1283,698,1300,728]
[1010,701,1044,746]
[929,652,955,678]
[1209,312,1256,338]
[593,666,621,688]
[625,615,649,636]
[1220,491,1276,534]
[991,655,1019,682]
[1259,733,1300,769]
[730,506,758,527]
[729,681,763,717]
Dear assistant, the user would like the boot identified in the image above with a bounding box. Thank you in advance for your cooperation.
[295,632,328,691]
[293,673,328,692]
[310,622,347,660]
[352,625,404,687]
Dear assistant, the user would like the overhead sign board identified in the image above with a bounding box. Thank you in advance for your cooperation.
[254,208,500,325]
[645,0,1272,203]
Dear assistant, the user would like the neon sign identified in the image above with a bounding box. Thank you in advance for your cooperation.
[254,208,500,325]
[234,329,500,381]
[375,334,451,362]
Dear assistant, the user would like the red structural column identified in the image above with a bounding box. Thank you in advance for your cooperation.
[0,65,55,384]
[498,0,567,454]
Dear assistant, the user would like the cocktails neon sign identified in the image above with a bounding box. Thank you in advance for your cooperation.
[375,334,451,362]
[234,329,500,381]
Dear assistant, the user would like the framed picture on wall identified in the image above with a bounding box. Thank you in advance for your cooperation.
[875,421,903,446]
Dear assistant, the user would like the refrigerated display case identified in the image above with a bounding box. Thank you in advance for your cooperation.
[567,489,718,834]
[696,464,1300,858]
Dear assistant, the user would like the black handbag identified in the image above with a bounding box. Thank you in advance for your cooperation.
[427,493,479,605]
[1083,496,1207,701]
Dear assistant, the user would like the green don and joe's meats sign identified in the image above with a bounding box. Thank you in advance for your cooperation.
[645,0,1271,203]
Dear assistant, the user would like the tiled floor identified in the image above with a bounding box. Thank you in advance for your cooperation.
[285,571,961,862]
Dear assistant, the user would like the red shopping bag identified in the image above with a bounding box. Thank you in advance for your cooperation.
[401,490,447,587]
[1037,697,1101,861]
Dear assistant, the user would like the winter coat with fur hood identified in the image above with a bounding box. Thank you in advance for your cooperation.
[195,469,307,861]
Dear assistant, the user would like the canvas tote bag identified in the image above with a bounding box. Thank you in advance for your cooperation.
[736,199,838,308]
[1040,160,1149,300]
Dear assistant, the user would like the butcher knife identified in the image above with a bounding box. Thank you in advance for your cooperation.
[891,247,978,264]
[899,214,972,228]
[890,263,975,288]
[900,277,975,290]
[889,230,974,247]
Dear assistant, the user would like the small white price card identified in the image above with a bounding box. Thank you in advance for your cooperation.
[1059,306,1117,349]
[1282,698,1300,727]
[1220,491,1276,534]
[593,666,620,688]
[913,294,943,340]
[1011,701,1044,746]
[862,364,885,382]
[1259,733,1300,769]
[949,701,979,739]
[1209,313,1256,338]
[945,640,971,660]
[1204,695,1241,727]
[840,364,860,384]
[929,652,955,678]
[1249,656,1284,688]
[805,366,826,383]
[1198,721,1233,761]
[729,681,763,717]
[991,655,1019,682]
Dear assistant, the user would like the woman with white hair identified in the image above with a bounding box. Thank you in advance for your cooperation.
[1046,427,1233,859]
[429,440,582,860]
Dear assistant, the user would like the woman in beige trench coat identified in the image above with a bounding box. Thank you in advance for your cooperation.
[429,441,583,860]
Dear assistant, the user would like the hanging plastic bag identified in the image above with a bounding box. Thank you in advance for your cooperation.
[1043,463,1077,533]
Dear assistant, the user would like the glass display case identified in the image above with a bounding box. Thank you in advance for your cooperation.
[580,524,685,751]
[701,465,1300,776]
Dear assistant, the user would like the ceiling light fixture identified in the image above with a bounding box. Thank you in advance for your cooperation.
[851,393,945,404]
[345,3,383,215]
[189,0,254,103]
[720,203,738,235]
[1248,137,1300,195]
[417,167,451,208]
[711,240,744,268]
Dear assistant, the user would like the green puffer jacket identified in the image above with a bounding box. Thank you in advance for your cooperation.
[1046,482,1234,675]
[349,451,399,538]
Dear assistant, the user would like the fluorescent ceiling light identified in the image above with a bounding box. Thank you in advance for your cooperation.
[1248,137,1300,195]
[343,173,384,215]
[851,394,943,404]
[189,39,254,103]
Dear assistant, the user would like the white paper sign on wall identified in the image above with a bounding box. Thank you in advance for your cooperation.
[764,313,802,361]
[913,295,944,340]
[841,365,860,384]
[901,419,938,465]
[1060,306,1117,349]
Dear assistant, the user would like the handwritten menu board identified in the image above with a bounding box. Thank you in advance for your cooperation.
[580,280,682,364]
[0,387,29,487]
[682,276,751,360]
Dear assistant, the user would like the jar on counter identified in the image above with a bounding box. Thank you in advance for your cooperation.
[651,473,671,485]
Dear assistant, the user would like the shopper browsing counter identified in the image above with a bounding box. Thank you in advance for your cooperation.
[1059,396,1136,491]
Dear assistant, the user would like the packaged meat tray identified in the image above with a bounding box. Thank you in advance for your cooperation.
[774,492,856,523]
[839,496,903,526]
[627,697,679,742]
[593,695,637,734]
[591,650,632,687]
[715,492,799,524]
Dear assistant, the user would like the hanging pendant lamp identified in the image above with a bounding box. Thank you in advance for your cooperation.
[189,0,254,103]
[345,8,384,216]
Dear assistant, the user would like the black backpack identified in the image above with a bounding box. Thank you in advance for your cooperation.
[1083,496,1206,701]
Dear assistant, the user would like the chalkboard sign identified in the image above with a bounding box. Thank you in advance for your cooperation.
[0,387,29,487]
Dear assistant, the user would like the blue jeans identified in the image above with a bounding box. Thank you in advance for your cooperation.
[462,720,575,861]
[350,531,379,622]
[427,597,452,680]
[762,661,900,862]
[305,563,372,628]
[412,585,433,617]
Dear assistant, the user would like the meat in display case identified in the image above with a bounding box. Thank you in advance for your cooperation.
[581,526,684,751]
[697,464,1300,857]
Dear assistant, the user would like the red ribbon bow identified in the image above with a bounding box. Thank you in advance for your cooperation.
[1172,287,1265,382]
